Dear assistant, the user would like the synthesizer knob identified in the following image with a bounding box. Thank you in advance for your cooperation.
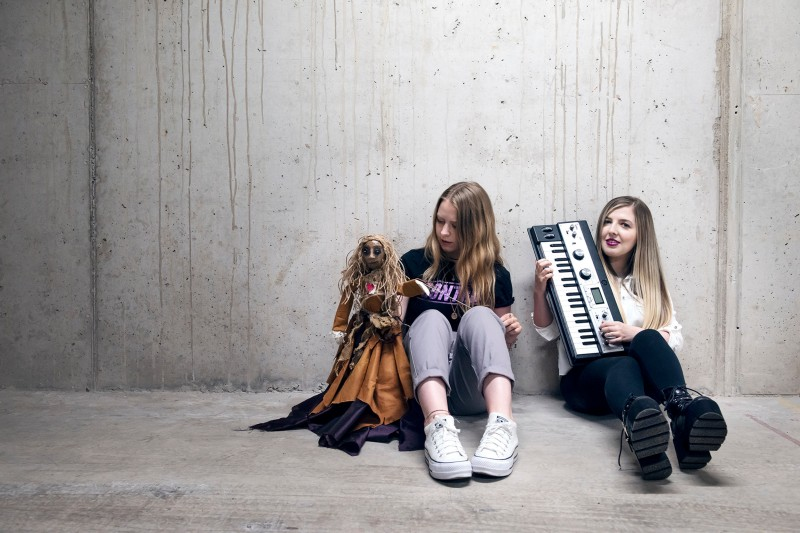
[579,268,592,280]
[572,249,585,260]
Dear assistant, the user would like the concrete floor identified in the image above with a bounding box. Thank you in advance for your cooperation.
[0,391,798,532]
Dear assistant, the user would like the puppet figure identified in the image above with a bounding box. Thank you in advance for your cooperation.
[250,234,428,455]
[329,235,414,376]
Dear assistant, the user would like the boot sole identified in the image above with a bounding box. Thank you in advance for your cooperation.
[639,452,673,480]
[673,435,712,470]
[628,406,670,458]
[626,404,672,480]
[680,398,728,452]
[687,414,727,451]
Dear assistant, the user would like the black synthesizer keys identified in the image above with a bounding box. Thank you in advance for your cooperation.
[528,221,624,365]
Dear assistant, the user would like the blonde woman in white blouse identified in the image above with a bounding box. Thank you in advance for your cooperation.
[532,196,727,480]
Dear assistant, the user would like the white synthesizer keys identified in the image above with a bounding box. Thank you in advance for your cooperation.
[528,220,624,365]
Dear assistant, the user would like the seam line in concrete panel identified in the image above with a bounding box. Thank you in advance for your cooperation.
[719,0,745,396]
[88,0,98,391]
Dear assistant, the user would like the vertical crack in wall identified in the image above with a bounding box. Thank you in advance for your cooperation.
[156,2,164,311]
[88,0,98,391]
[715,0,743,394]
[609,0,622,195]
[246,0,254,390]
[187,0,196,383]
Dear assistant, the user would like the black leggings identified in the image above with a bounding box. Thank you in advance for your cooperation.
[559,329,686,420]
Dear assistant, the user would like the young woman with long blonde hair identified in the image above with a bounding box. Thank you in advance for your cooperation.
[401,181,522,481]
[532,196,727,480]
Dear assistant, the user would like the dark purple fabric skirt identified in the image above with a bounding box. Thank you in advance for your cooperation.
[250,393,424,456]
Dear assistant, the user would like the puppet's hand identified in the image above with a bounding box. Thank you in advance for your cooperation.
[398,279,431,298]
[370,314,401,341]
[331,330,345,344]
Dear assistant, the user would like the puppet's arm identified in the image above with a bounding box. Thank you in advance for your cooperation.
[360,279,429,316]
[331,291,354,340]
[398,279,430,298]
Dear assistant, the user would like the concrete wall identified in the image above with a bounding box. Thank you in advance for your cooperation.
[732,0,800,394]
[1,0,797,395]
[0,0,92,389]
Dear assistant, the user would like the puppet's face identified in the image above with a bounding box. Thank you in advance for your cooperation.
[361,240,386,271]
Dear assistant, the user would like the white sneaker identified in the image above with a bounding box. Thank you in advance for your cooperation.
[424,415,472,481]
[471,413,518,477]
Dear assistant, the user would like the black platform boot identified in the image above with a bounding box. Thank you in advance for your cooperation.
[620,395,672,480]
[665,387,727,470]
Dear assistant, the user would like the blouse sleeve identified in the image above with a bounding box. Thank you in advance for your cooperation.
[532,314,572,376]
[660,303,684,352]
[533,317,561,342]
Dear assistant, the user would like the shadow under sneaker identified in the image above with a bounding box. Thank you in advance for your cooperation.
[471,413,518,478]
[424,415,472,481]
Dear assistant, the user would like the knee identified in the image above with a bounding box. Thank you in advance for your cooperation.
[630,328,668,352]
[460,306,501,329]
[634,329,662,342]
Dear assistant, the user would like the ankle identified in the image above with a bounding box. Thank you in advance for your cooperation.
[424,409,450,427]
[487,411,514,424]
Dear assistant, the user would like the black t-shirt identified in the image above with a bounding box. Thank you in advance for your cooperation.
[401,248,514,331]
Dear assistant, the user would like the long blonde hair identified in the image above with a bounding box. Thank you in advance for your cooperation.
[595,196,673,330]
[423,182,504,308]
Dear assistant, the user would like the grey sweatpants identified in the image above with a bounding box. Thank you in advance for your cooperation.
[404,307,515,416]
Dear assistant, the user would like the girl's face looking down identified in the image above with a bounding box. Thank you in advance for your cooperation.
[435,198,460,259]
[601,205,637,269]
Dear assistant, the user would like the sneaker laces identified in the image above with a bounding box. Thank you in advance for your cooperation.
[476,422,513,457]
[430,420,466,457]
